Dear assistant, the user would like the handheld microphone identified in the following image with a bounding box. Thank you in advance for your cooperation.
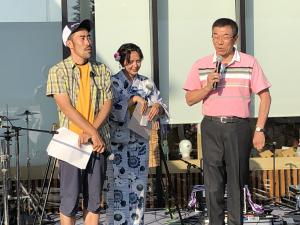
[103,151,115,161]
[212,55,223,90]
[88,138,114,160]
[51,123,59,135]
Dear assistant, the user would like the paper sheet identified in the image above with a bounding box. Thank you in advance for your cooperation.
[127,103,152,139]
[46,127,93,169]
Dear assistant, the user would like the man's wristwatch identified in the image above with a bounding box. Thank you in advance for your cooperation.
[255,126,265,133]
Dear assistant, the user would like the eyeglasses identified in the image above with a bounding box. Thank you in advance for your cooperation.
[212,35,234,42]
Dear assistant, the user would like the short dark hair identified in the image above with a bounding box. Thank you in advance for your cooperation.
[212,18,238,37]
[117,43,144,67]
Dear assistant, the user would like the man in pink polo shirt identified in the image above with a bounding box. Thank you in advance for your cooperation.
[183,18,271,225]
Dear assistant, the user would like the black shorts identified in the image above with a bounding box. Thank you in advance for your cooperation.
[59,152,106,216]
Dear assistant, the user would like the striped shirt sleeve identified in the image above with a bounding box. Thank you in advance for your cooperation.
[101,65,113,101]
[46,66,68,96]
[250,59,271,94]
[183,61,202,91]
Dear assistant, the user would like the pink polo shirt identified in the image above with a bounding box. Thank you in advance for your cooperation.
[183,50,271,118]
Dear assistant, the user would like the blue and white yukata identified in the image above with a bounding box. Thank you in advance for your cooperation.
[105,70,168,225]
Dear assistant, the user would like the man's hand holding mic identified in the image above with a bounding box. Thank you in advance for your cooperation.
[206,71,221,91]
[80,133,114,160]
[206,56,223,91]
[90,133,105,153]
[78,131,105,153]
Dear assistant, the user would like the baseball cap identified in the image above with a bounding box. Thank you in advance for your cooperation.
[62,19,93,46]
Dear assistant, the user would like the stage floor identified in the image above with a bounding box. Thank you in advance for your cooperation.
[46,207,300,225]
[3,206,300,224]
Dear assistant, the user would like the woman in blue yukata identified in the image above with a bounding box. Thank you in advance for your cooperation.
[105,43,168,225]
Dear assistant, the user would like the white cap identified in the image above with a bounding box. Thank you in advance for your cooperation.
[62,19,93,46]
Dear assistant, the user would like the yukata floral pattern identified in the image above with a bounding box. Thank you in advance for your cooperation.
[105,71,167,225]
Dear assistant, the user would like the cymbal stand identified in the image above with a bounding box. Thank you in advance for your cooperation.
[1,138,10,225]
[2,122,57,225]
[24,111,31,198]
[0,118,15,225]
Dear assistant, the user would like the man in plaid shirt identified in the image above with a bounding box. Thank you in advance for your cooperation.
[46,19,112,225]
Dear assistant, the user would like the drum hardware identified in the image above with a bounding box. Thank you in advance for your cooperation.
[285,185,300,215]
[32,154,58,225]
[0,116,15,225]
[0,133,17,138]
[33,123,59,225]
[188,185,206,212]
[0,115,57,225]
[263,142,279,204]
[244,185,247,214]
[16,111,39,117]
[179,158,203,210]
[1,117,20,122]
[263,141,294,213]
[16,110,40,212]
[1,139,10,225]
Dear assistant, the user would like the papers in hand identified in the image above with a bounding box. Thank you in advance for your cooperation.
[128,103,152,139]
[46,127,93,169]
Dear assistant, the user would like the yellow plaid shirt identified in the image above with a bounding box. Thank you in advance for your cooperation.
[46,56,112,145]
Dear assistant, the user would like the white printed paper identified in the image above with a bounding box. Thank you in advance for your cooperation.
[46,127,93,169]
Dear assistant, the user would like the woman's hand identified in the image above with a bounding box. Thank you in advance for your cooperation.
[132,96,148,114]
[152,120,160,130]
[147,103,161,121]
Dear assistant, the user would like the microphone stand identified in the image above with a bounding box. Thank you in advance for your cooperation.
[179,158,202,170]
[179,158,203,209]
[157,143,183,224]
[1,124,57,225]
[271,142,277,203]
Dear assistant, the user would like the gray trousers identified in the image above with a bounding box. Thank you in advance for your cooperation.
[201,117,252,225]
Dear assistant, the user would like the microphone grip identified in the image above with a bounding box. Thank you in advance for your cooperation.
[51,123,59,134]
[213,61,222,90]
[88,138,114,160]
[212,81,218,90]
[88,138,93,145]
